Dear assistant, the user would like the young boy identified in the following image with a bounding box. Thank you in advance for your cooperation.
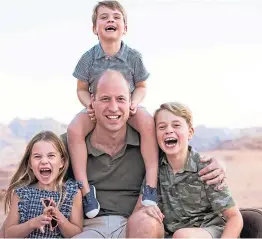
[68,0,159,218]
[151,102,243,238]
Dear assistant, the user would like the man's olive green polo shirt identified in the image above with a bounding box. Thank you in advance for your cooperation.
[63,125,145,218]
[158,146,235,234]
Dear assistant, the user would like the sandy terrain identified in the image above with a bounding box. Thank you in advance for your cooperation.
[0,150,262,226]
[201,150,262,209]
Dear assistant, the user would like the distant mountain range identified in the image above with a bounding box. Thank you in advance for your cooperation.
[0,118,67,167]
[7,118,67,141]
[190,125,262,151]
[0,118,262,167]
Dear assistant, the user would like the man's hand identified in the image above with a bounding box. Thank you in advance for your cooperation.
[130,102,138,116]
[87,103,95,121]
[142,205,164,223]
[198,156,226,190]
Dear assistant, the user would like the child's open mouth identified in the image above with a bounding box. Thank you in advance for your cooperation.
[105,26,116,32]
[164,138,178,147]
[40,168,52,177]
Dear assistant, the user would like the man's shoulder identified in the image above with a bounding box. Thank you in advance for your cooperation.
[126,125,140,146]
[60,132,90,150]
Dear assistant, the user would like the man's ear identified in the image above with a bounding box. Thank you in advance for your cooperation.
[188,127,195,140]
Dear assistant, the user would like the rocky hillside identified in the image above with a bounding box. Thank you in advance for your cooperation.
[216,136,262,150]
[190,125,262,152]
[0,118,67,167]
[8,118,67,141]
[1,118,262,167]
[189,125,238,151]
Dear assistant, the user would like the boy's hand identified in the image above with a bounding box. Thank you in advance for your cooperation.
[198,156,226,190]
[87,103,96,121]
[130,102,138,116]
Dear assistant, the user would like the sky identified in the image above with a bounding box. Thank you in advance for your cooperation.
[0,0,262,128]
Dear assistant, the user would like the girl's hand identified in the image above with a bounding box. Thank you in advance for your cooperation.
[44,198,61,229]
[30,214,52,233]
[43,205,56,217]
[44,199,58,218]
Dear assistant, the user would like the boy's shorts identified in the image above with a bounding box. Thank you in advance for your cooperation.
[165,225,224,238]
[204,225,224,238]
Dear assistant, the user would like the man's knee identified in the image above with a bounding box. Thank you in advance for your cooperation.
[127,209,164,238]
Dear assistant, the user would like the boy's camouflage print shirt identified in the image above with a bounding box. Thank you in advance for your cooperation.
[158,146,235,233]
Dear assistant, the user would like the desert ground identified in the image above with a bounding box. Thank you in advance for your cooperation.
[0,149,262,226]
[201,150,262,209]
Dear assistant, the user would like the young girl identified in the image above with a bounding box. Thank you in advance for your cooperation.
[3,131,83,238]
[150,102,243,238]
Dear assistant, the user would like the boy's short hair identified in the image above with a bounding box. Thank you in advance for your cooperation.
[154,102,193,128]
[92,1,127,26]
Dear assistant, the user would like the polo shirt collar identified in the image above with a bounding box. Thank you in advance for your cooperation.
[95,41,128,61]
[95,43,106,59]
[159,146,199,173]
[86,125,139,157]
[183,146,199,173]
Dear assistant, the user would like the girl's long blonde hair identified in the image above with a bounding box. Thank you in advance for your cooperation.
[4,131,69,213]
